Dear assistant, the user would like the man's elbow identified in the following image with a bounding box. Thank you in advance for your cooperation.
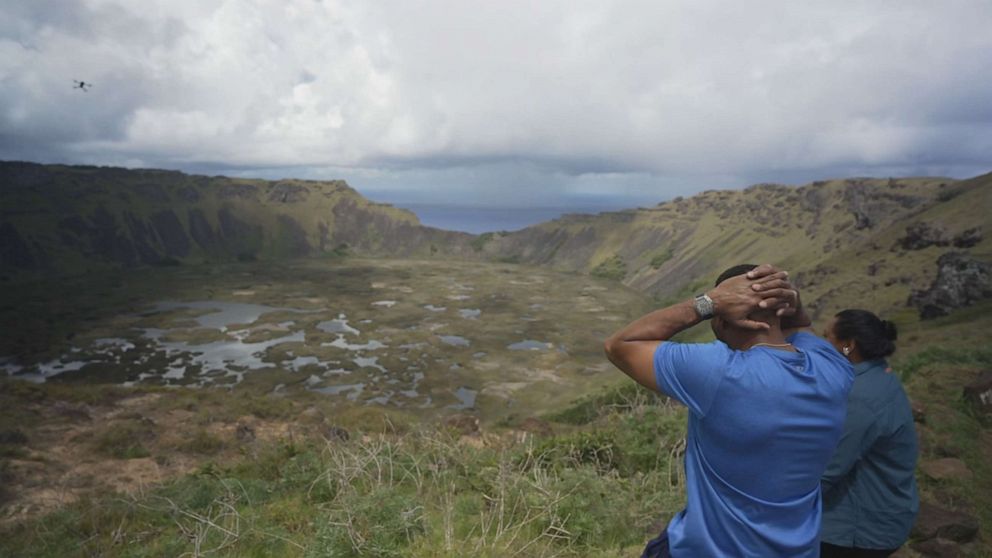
[603,336,626,370]
[603,337,613,358]
[603,335,618,361]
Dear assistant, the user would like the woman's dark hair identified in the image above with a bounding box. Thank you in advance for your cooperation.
[833,309,898,360]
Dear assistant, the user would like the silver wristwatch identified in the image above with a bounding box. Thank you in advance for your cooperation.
[693,293,714,319]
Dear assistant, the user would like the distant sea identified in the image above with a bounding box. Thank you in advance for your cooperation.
[398,204,631,234]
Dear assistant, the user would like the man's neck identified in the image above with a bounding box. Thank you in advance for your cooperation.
[728,328,791,351]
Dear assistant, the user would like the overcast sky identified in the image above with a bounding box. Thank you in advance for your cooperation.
[2,0,991,209]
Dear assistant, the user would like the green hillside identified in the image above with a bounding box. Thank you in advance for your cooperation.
[479,175,991,315]
[0,162,473,276]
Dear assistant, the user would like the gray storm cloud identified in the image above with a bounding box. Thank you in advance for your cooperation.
[1,0,990,204]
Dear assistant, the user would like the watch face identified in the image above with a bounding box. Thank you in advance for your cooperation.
[694,294,714,318]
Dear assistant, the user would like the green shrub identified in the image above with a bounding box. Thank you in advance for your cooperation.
[649,249,674,269]
[470,232,495,252]
[547,383,662,425]
[332,243,350,257]
[533,430,621,473]
[591,254,627,281]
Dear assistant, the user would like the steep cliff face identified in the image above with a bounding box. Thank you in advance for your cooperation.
[0,162,474,275]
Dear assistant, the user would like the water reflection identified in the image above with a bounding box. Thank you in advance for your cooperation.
[439,335,470,347]
[458,309,481,319]
[313,382,366,401]
[449,386,478,410]
[508,340,552,351]
[317,315,360,335]
[143,327,305,383]
[153,300,308,331]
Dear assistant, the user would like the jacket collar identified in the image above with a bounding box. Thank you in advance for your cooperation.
[853,359,888,376]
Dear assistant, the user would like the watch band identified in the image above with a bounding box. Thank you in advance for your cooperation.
[693,293,714,319]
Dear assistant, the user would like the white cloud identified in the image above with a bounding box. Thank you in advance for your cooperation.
[1,0,990,203]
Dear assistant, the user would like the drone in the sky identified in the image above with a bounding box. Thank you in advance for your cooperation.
[73,80,92,92]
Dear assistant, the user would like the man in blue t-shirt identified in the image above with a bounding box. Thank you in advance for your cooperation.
[605,264,853,557]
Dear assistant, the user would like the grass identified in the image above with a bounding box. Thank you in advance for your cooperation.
[891,310,992,553]
[92,419,155,459]
[176,428,226,455]
[896,346,992,382]
[2,309,991,556]
[545,382,663,425]
[0,392,685,557]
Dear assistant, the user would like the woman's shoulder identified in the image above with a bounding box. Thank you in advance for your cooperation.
[851,362,910,405]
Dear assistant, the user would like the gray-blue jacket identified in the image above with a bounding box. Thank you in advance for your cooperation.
[820,359,919,549]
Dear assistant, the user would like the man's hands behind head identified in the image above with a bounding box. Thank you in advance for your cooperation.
[708,264,803,331]
[746,264,811,329]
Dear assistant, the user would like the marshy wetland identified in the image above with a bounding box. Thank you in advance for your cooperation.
[0,258,653,421]
[1,258,680,554]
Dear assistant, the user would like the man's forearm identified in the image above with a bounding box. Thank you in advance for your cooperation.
[604,273,774,390]
[606,299,701,346]
[604,299,702,390]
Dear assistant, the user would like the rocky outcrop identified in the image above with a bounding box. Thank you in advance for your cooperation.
[324,425,350,442]
[919,458,973,481]
[235,422,256,444]
[963,371,992,415]
[900,224,983,251]
[909,253,992,319]
[218,182,260,201]
[843,180,925,231]
[267,182,310,203]
[912,537,965,557]
[910,399,927,424]
[911,502,980,555]
[953,227,983,248]
[898,222,949,250]
[442,414,480,436]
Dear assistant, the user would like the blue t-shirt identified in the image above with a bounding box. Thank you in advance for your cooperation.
[654,332,853,557]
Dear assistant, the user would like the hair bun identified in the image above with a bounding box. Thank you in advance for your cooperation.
[881,319,898,341]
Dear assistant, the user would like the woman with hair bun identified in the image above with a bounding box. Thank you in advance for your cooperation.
[820,309,919,557]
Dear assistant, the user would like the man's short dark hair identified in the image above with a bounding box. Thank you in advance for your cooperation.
[715,264,758,286]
